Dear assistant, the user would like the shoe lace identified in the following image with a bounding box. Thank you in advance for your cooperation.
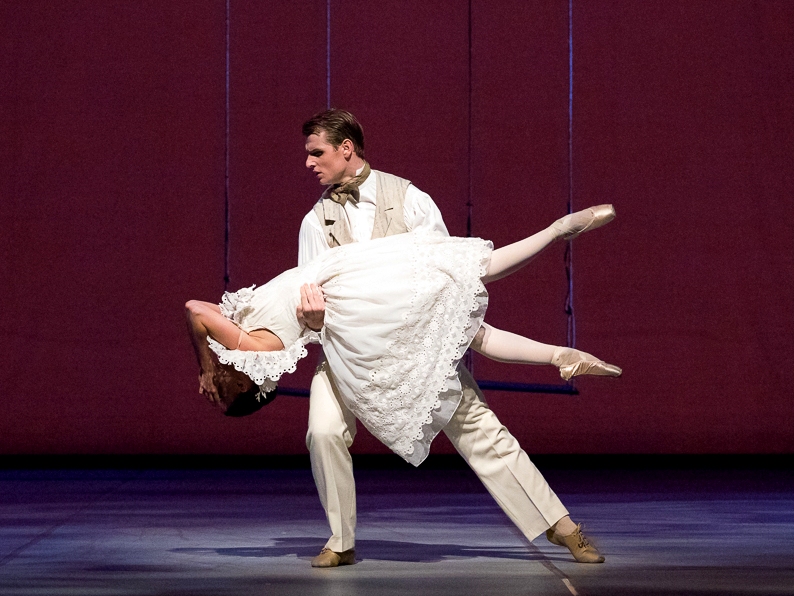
[573,525,591,549]
[318,548,332,555]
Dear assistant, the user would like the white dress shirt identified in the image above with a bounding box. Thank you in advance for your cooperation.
[298,169,449,266]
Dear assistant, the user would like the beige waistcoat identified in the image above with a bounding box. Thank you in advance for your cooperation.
[312,170,411,248]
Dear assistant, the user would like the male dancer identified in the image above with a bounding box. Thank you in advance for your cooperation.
[297,109,605,567]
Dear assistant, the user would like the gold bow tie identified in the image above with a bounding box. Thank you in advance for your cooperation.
[329,185,360,206]
[328,162,371,206]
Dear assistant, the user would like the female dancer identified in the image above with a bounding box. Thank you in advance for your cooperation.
[186,205,620,465]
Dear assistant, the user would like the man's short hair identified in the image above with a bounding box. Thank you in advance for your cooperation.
[224,386,277,417]
[302,109,365,159]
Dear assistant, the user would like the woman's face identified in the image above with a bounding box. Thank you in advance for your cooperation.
[213,365,254,413]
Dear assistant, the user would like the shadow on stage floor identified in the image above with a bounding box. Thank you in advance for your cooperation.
[173,537,561,563]
[0,455,792,596]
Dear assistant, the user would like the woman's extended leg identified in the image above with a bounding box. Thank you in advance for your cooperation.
[482,204,615,284]
[470,323,621,380]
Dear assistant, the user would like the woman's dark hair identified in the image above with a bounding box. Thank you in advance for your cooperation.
[302,109,365,159]
[224,386,277,417]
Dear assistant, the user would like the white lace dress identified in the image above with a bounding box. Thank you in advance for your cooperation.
[209,231,492,466]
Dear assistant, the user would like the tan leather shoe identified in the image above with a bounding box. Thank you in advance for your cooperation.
[546,524,605,563]
[311,547,356,568]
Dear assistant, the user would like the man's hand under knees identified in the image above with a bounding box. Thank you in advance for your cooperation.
[298,283,326,331]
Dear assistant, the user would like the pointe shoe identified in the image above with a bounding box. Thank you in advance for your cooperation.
[552,204,616,240]
[552,347,622,382]
[546,524,605,564]
[311,547,356,568]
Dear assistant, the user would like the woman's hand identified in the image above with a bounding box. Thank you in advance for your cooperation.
[297,283,326,331]
[199,367,221,406]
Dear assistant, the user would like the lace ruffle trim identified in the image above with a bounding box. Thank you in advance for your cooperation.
[207,331,321,392]
[219,284,256,325]
[211,284,321,391]
[353,235,493,465]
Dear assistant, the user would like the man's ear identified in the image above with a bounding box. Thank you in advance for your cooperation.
[341,139,354,159]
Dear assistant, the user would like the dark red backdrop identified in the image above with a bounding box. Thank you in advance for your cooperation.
[2,1,792,456]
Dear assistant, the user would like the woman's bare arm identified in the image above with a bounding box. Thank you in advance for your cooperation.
[185,300,224,405]
[185,300,284,405]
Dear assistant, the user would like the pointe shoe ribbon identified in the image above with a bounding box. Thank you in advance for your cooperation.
[553,347,622,381]
[553,204,616,240]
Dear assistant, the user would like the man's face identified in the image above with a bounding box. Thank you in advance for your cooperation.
[305,131,348,185]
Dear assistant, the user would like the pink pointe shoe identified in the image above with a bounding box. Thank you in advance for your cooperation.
[552,347,622,382]
[552,204,616,240]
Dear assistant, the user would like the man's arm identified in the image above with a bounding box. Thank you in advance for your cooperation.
[298,209,330,266]
[404,185,450,237]
[297,210,329,328]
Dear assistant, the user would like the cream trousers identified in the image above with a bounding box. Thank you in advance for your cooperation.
[306,362,569,552]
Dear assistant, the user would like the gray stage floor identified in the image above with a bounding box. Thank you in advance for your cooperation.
[1,461,792,595]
